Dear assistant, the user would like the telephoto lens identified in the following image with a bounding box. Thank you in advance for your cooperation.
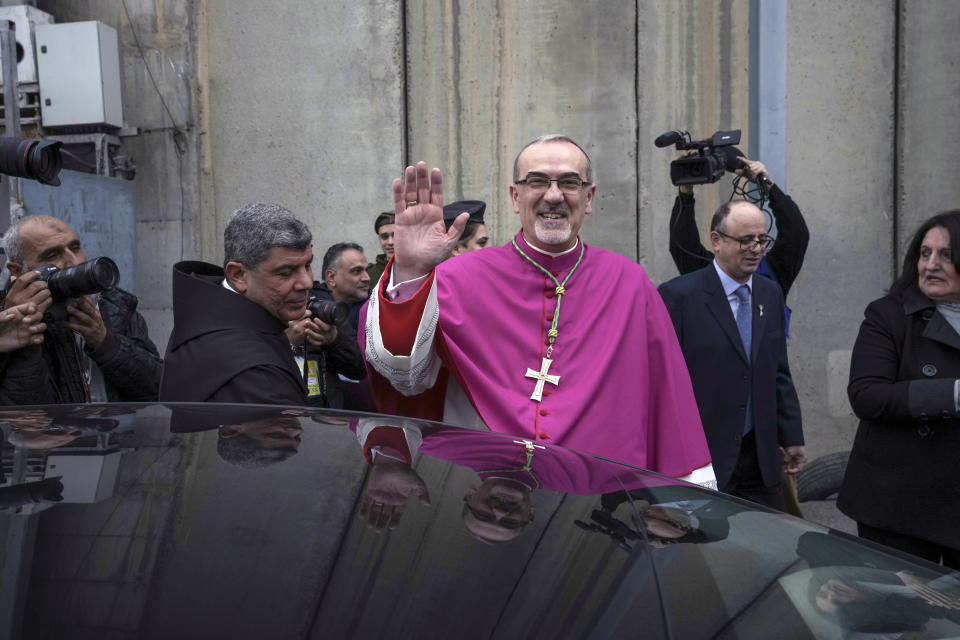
[0,137,63,186]
[308,297,349,326]
[35,257,120,300]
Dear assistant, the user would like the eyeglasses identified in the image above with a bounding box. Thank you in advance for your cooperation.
[714,230,773,251]
[464,502,528,530]
[514,172,591,193]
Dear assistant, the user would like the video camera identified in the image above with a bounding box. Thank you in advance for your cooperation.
[655,129,743,186]
[0,136,63,186]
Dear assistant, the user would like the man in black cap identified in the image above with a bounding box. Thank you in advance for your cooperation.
[442,200,489,256]
[366,212,395,290]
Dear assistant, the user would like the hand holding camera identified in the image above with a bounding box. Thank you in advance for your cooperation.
[734,157,773,190]
[286,308,338,347]
[4,271,53,315]
[64,296,107,348]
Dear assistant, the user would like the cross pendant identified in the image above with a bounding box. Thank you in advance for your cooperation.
[524,357,560,402]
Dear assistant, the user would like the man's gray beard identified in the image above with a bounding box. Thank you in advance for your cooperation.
[534,218,573,247]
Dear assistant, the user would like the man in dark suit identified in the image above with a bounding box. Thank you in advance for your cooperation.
[658,200,805,511]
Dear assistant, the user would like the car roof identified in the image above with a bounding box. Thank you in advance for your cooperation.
[1,403,957,639]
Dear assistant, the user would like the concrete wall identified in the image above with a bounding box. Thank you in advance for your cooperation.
[21,1,960,467]
[898,0,960,238]
[785,1,898,461]
[199,0,405,268]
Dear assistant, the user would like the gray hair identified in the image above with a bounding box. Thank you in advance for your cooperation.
[512,134,593,183]
[2,216,48,265]
[2,220,26,264]
[223,203,312,268]
[322,241,364,274]
[216,432,298,468]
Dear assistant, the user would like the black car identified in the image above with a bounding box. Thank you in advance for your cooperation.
[1,403,958,639]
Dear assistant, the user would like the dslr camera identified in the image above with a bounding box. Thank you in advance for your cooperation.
[308,296,349,326]
[655,129,743,186]
[34,257,120,320]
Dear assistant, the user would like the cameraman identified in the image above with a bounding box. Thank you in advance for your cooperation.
[0,216,162,404]
[669,155,809,302]
[287,242,368,409]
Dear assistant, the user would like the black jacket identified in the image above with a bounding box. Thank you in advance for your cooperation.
[159,261,307,405]
[838,289,960,549]
[668,185,809,297]
[658,265,803,489]
[306,282,369,409]
[0,287,162,404]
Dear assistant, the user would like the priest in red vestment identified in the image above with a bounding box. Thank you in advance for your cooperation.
[359,135,715,488]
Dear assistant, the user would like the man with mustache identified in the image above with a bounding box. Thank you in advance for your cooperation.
[160,203,312,404]
[361,135,715,486]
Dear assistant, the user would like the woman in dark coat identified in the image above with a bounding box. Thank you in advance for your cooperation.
[837,210,960,569]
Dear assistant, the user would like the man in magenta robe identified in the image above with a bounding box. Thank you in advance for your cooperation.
[359,135,714,487]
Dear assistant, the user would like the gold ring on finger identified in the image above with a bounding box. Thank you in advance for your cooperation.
[406,201,418,207]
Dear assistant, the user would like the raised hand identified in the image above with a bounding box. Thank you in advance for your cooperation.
[359,456,431,533]
[735,157,771,186]
[391,161,468,282]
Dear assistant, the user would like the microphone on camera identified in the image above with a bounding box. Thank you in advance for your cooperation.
[654,131,684,148]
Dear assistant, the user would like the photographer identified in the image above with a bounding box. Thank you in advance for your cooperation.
[669,155,809,301]
[289,242,368,409]
[0,216,162,404]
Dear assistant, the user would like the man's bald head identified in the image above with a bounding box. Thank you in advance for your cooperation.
[4,216,86,277]
[709,200,769,283]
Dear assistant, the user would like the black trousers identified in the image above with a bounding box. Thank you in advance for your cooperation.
[723,431,787,512]
[858,522,960,570]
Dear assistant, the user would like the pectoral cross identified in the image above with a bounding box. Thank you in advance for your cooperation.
[525,357,560,402]
[513,439,546,470]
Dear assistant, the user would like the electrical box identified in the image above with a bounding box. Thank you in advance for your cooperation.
[44,451,121,503]
[35,21,123,129]
[0,5,54,85]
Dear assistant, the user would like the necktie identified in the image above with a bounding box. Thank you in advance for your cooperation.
[734,284,752,356]
[734,284,753,434]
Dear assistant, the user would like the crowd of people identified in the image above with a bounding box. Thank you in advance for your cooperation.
[0,134,957,569]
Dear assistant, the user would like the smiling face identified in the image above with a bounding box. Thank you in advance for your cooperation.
[710,202,768,283]
[917,226,960,302]
[509,141,596,252]
[462,478,535,542]
[226,245,314,322]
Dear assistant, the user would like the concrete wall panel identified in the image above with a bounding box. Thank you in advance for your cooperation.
[202,0,405,265]
[406,1,638,258]
[637,0,750,281]
[786,1,896,460]
[898,0,960,243]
